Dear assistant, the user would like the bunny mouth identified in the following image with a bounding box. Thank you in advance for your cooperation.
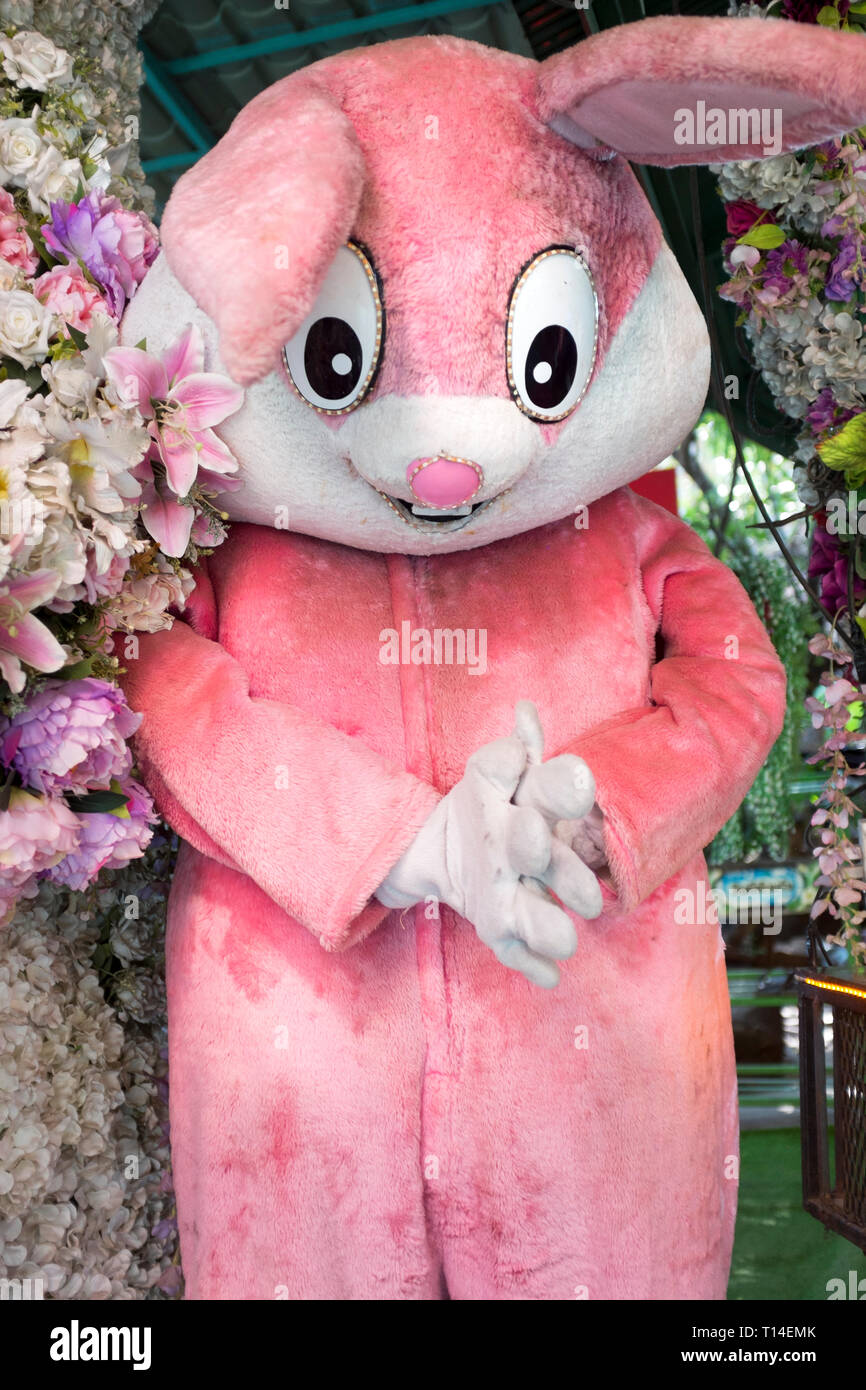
[379,493,497,531]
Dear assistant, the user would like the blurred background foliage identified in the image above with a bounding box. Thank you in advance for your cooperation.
[678,412,813,863]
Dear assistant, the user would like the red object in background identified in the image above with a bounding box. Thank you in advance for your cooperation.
[629,468,678,516]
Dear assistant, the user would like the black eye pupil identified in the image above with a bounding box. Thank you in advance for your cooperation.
[305,317,363,400]
[526,324,577,410]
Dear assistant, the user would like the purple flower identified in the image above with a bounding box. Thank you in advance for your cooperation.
[825,233,864,303]
[42,191,158,318]
[809,524,866,616]
[157,1265,183,1297]
[781,0,850,19]
[816,138,844,163]
[763,239,808,294]
[0,677,141,796]
[152,1216,178,1241]
[806,388,854,438]
[45,779,156,890]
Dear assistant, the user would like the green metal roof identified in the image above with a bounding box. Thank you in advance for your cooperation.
[140,0,532,202]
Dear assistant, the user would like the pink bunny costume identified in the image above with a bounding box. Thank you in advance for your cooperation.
[118,17,866,1299]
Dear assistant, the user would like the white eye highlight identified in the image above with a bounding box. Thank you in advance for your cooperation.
[284,242,383,414]
[506,247,598,422]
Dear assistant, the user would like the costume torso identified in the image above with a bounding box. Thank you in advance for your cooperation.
[122,489,775,1298]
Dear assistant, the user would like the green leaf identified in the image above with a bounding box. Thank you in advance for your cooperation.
[58,655,97,680]
[66,789,130,814]
[1,360,46,391]
[67,324,88,353]
[817,4,842,25]
[738,224,786,250]
[818,412,866,482]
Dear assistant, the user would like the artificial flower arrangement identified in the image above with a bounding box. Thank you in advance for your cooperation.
[0,25,243,923]
[715,0,866,963]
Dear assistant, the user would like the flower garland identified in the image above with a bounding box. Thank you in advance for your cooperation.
[714,0,866,964]
[0,20,244,1299]
[0,24,243,923]
[718,9,866,498]
[0,0,160,211]
[805,629,866,967]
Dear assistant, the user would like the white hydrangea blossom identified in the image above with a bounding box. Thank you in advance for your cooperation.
[0,0,161,210]
[0,879,177,1298]
[715,154,836,239]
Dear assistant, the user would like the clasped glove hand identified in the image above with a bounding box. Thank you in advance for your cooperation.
[376,701,604,988]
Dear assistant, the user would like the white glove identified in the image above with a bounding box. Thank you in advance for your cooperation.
[511,701,609,872]
[376,701,603,988]
[551,805,608,872]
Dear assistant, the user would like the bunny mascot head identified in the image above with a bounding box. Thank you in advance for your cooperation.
[119,16,866,1300]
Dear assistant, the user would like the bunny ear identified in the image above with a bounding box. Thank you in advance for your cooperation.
[537,15,866,167]
[159,77,366,386]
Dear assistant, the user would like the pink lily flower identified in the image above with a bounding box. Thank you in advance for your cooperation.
[138,476,194,560]
[103,324,243,553]
[0,569,67,693]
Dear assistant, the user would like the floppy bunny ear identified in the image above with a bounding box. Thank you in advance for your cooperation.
[537,15,866,167]
[160,78,365,386]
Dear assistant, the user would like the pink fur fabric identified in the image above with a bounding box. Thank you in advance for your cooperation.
[340,37,657,408]
[121,491,785,1298]
[538,15,866,164]
[121,553,438,952]
[160,37,661,393]
[160,79,365,386]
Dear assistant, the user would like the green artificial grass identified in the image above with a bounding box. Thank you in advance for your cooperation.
[728,1128,866,1301]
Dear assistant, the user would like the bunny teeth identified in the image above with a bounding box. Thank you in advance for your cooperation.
[410,505,474,519]
[378,492,499,532]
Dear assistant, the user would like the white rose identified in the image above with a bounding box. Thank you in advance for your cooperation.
[69,83,99,120]
[26,145,84,217]
[0,289,52,366]
[0,117,43,183]
[0,31,73,92]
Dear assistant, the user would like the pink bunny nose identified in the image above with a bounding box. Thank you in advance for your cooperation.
[407,455,482,508]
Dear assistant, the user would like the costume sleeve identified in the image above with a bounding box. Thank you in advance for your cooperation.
[117,562,440,951]
[567,493,787,912]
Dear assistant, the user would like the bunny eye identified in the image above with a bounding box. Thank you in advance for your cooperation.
[283,242,383,414]
[506,247,598,422]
